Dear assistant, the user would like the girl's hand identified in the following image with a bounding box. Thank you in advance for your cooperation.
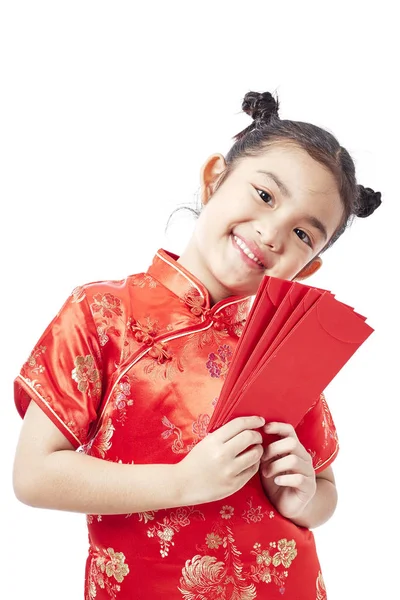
[177,416,265,505]
[260,422,316,520]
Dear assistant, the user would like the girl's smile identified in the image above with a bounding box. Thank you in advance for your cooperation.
[231,234,266,270]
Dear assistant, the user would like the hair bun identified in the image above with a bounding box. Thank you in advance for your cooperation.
[242,91,279,124]
[356,185,382,218]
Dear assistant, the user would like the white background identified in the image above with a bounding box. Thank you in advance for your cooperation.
[1,1,399,598]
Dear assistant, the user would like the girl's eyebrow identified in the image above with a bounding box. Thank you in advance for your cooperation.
[256,170,292,197]
[256,169,328,241]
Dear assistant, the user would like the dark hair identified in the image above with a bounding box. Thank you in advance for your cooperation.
[167,91,382,251]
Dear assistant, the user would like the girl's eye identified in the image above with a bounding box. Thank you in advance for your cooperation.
[294,228,312,248]
[257,189,274,205]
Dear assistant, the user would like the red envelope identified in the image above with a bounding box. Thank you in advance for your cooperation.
[208,277,373,432]
[220,277,293,402]
[213,286,324,429]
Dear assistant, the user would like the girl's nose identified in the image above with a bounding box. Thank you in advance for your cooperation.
[256,224,283,252]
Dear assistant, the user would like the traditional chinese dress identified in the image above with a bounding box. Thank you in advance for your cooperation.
[14,248,338,599]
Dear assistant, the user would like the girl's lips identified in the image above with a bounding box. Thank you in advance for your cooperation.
[231,234,265,270]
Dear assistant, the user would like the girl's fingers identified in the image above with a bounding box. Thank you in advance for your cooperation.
[262,454,312,479]
[270,473,310,489]
[226,428,264,457]
[234,444,264,474]
[215,416,265,443]
[263,422,297,438]
[262,436,310,463]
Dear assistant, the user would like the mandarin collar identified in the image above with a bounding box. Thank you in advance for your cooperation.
[146,249,253,321]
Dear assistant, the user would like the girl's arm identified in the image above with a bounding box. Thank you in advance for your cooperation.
[13,401,265,515]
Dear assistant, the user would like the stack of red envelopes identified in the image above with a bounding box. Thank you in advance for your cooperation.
[208,277,373,433]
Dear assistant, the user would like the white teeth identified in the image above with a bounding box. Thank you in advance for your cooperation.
[233,235,264,266]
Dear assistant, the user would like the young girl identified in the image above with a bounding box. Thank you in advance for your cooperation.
[13,91,381,599]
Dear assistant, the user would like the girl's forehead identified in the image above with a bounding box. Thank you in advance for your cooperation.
[238,144,334,186]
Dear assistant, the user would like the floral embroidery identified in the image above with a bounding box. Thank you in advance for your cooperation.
[25,345,47,375]
[242,498,274,524]
[86,546,129,600]
[316,571,327,599]
[161,414,210,455]
[89,293,124,350]
[250,539,297,592]
[271,539,297,568]
[87,514,102,525]
[147,506,205,558]
[92,293,123,318]
[220,505,234,520]
[161,416,198,454]
[185,504,297,598]
[137,510,157,524]
[184,326,230,354]
[85,417,115,458]
[206,344,233,379]
[179,555,229,599]
[111,376,134,425]
[130,273,158,289]
[206,533,224,550]
[71,355,101,397]
[181,523,256,600]
[192,414,210,439]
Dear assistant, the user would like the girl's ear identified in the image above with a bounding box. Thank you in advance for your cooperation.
[200,154,227,206]
[293,257,323,281]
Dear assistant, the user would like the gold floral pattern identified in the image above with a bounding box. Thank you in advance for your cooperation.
[180,504,298,598]
[242,498,275,524]
[161,414,210,454]
[180,524,257,600]
[71,355,101,396]
[147,507,205,558]
[220,505,234,520]
[87,514,102,525]
[206,533,224,550]
[25,345,47,375]
[136,510,157,524]
[86,546,129,600]
[130,273,158,289]
[111,375,134,425]
[250,539,297,591]
[85,417,115,458]
[92,293,123,319]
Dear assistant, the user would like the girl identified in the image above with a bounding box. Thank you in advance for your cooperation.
[13,91,381,599]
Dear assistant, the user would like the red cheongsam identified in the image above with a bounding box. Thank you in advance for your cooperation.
[14,248,338,600]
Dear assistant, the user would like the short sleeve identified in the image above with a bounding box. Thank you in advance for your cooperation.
[295,393,339,473]
[14,289,103,449]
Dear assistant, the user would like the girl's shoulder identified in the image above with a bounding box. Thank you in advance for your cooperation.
[71,270,151,311]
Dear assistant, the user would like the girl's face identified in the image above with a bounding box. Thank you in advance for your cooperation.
[178,144,345,305]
